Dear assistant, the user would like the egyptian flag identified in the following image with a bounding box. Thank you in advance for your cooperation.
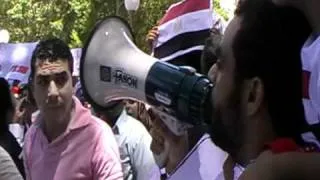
[153,0,213,69]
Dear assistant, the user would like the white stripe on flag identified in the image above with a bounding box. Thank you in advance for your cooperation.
[156,9,213,48]
[159,45,204,62]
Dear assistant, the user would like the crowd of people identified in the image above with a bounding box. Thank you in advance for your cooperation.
[0,0,319,179]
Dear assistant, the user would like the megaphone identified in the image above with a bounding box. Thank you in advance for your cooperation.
[80,16,213,126]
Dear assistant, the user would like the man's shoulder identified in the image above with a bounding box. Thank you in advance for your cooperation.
[88,115,121,162]
[88,115,114,136]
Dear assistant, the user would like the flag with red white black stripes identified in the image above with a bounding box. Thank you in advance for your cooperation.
[153,0,213,62]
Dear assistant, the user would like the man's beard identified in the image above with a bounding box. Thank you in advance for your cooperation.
[209,86,244,157]
[152,140,170,168]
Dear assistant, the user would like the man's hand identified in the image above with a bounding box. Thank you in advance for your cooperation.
[146,26,159,50]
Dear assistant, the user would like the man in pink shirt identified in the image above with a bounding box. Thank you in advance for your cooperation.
[23,38,123,180]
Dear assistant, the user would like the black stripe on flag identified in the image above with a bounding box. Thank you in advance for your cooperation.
[154,29,210,59]
[167,50,203,72]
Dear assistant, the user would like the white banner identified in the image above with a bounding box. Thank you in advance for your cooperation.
[0,42,82,85]
[0,42,37,84]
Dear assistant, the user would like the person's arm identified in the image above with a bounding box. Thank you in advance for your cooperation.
[145,26,159,53]
[0,146,23,180]
[240,152,320,180]
[92,123,123,180]
[131,127,161,180]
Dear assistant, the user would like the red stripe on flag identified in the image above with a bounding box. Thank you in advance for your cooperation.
[302,70,311,99]
[159,0,210,25]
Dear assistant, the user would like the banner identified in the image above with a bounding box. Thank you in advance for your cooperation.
[0,42,82,85]
[0,42,37,84]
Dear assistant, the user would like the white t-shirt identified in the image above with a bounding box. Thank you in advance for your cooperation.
[9,124,25,147]
[215,162,245,180]
[113,110,160,180]
[300,34,320,147]
[167,134,228,180]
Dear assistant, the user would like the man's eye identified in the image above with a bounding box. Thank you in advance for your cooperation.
[55,74,68,86]
[37,77,49,86]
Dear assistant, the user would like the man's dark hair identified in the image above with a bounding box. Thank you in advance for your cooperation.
[200,28,223,74]
[233,0,311,141]
[169,50,203,73]
[92,100,125,127]
[30,38,73,81]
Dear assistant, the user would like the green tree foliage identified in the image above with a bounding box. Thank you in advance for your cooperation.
[0,0,229,51]
[213,0,230,21]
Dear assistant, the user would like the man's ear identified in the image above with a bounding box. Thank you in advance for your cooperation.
[244,77,264,116]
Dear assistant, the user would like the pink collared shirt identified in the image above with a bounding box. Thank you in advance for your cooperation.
[23,97,123,180]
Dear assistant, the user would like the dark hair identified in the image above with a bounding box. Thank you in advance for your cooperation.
[233,0,311,139]
[92,100,125,127]
[200,28,223,74]
[30,38,73,81]
[168,50,203,73]
[0,78,14,130]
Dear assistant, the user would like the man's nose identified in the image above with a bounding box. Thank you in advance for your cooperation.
[47,81,59,102]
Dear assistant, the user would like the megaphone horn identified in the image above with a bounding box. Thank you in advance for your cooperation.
[80,16,213,126]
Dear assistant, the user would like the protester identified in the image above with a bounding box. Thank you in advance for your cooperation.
[23,38,123,180]
[93,100,160,180]
[9,85,38,148]
[14,87,38,129]
[147,106,227,179]
[237,0,320,179]
[272,0,320,149]
[206,0,313,179]
[0,78,25,178]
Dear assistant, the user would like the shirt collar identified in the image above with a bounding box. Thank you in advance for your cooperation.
[32,96,92,131]
[113,109,128,134]
[68,96,92,130]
